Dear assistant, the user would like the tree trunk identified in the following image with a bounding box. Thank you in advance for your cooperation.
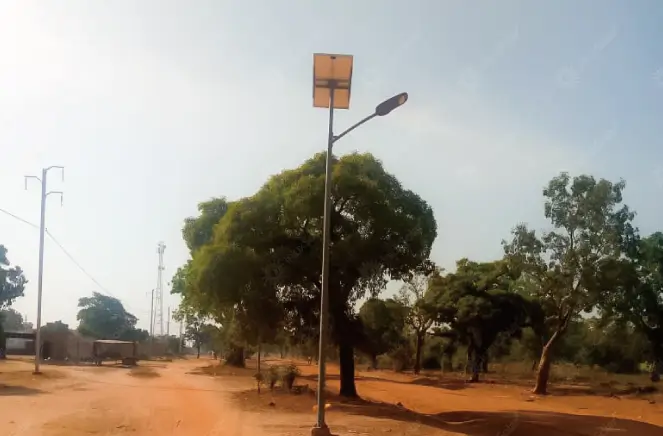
[650,360,661,382]
[414,333,424,375]
[257,342,261,393]
[371,354,378,370]
[196,344,200,359]
[442,351,453,372]
[469,349,481,382]
[226,345,245,367]
[339,339,358,398]
[533,330,562,395]
[482,353,489,373]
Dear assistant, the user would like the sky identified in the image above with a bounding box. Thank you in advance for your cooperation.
[1,0,662,332]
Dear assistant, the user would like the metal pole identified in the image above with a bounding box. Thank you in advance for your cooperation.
[315,82,335,431]
[33,168,48,374]
[149,289,154,357]
[178,319,183,354]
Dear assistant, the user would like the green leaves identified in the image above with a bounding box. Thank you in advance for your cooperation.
[0,244,27,310]
[504,172,635,331]
[76,292,141,340]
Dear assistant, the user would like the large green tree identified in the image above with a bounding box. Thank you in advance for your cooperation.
[357,297,407,369]
[601,232,663,380]
[427,259,537,382]
[503,173,635,394]
[77,292,145,340]
[192,152,437,397]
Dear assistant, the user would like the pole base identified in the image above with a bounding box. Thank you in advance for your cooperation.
[310,425,334,436]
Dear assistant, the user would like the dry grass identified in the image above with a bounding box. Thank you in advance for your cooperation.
[188,360,258,378]
[128,366,160,378]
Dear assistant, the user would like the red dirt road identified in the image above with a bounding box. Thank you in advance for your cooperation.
[3,357,663,435]
[0,358,267,435]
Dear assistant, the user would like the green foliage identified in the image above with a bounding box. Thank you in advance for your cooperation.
[599,231,663,378]
[358,297,407,366]
[397,272,436,374]
[427,259,536,381]
[41,320,70,335]
[503,172,635,393]
[186,152,437,397]
[182,197,230,253]
[76,292,144,340]
[281,363,301,390]
[0,245,27,309]
[173,303,217,357]
[0,308,24,331]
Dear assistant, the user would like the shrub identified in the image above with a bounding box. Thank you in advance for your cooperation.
[421,355,442,370]
[267,365,280,391]
[281,364,301,390]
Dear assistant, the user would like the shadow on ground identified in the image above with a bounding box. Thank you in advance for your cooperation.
[301,373,471,392]
[0,384,43,396]
[334,399,663,436]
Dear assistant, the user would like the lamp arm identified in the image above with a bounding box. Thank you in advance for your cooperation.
[332,113,377,145]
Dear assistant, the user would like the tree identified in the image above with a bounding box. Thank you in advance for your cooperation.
[182,198,230,253]
[191,152,437,397]
[503,173,635,394]
[427,259,536,382]
[173,304,214,358]
[76,292,143,340]
[358,298,407,368]
[41,320,70,335]
[0,245,27,309]
[600,232,663,380]
[0,308,24,331]
[397,273,435,374]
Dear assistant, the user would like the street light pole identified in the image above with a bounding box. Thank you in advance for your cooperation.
[314,81,336,433]
[311,53,409,436]
[25,166,64,374]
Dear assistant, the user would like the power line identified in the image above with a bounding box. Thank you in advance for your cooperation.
[0,207,39,229]
[44,229,115,298]
[0,206,148,315]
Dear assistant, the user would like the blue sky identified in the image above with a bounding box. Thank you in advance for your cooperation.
[1,0,662,331]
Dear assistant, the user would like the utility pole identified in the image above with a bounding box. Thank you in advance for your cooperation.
[149,288,155,358]
[179,319,184,354]
[25,166,64,375]
[155,242,166,337]
[167,306,170,336]
[149,289,155,337]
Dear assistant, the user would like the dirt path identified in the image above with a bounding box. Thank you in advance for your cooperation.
[0,358,267,435]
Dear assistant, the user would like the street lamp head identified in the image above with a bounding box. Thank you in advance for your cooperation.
[375,92,408,116]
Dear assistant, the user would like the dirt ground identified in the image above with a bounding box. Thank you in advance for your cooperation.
[1,356,663,435]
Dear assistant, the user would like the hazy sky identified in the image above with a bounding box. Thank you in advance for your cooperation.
[1,1,662,332]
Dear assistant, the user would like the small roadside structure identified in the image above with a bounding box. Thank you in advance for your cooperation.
[92,339,139,366]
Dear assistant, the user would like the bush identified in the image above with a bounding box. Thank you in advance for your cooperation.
[267,365,280,390]
[281,364,301,390]
[389,344,413,372]
[421,355,441,370]
[253,371,264,387]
